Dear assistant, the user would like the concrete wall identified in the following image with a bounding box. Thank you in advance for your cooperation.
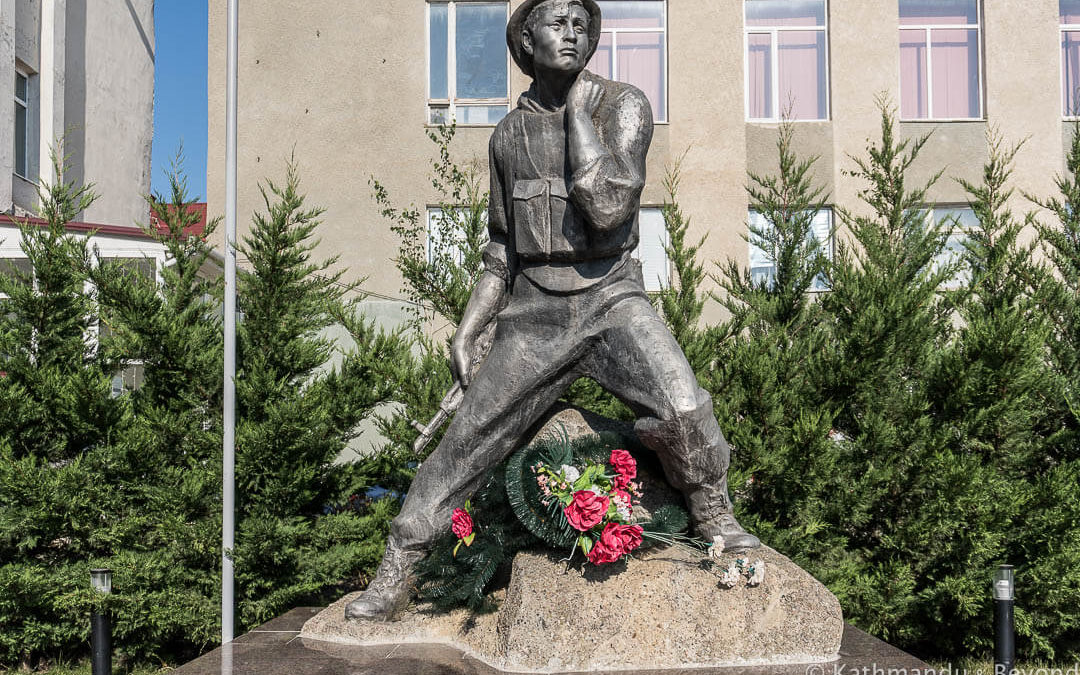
[207,0,1072,327]
[65,0,155,228]
[0,0,152,225]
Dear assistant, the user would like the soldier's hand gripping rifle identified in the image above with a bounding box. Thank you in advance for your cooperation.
[409,318,497,455]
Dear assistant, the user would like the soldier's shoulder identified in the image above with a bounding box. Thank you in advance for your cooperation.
[489,110,522,154]
[492,109,522,139]
[584,70,648,105]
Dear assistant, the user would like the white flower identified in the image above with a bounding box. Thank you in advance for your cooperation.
[616,502,631,520]
[588,484,602,495]
[560,465,580,483]
[708,534,725,559]
[747,560,766,587]
[718,562,741,588]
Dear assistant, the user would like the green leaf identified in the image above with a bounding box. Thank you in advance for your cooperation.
[578,536,592,556]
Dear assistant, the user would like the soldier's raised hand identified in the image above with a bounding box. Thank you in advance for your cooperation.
[567,73,603,118]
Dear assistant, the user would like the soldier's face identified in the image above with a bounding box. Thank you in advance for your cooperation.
[524,1,591,75]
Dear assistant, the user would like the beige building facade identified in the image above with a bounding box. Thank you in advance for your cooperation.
[207,0,1069,326]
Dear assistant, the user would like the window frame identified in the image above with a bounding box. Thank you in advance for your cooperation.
[426,1,511,127]
[426,206,472,266]
[747,207,833,292]
[92,253,162,393]
[897,0,984,122]
[14,66,30,180]
[633,206,670,291]
[743,0,831,123]
[1062,4,1080,118]
[593,0,669,124]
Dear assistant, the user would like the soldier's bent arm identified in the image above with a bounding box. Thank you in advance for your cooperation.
[451,134,510,387]
[481,131,511,284]
[567,85,653,232]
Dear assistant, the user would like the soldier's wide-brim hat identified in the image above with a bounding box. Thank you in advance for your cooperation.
[507,0,603,77]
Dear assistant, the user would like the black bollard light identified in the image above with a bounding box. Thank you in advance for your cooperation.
[90,569,112,675]
[994,565,1015,675]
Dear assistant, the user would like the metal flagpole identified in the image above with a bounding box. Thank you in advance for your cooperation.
[222,0,239,646]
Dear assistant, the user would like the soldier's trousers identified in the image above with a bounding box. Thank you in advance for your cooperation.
[389,259,735,551]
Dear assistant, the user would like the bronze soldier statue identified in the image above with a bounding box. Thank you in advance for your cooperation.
[347,0,760,622]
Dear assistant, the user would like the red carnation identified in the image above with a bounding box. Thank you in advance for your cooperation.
[601,522,643,555]
[610,448,637,480]
[564,490,610,531]
[587,523,644,564]
[587,538,621,564]
[451,508,473,540]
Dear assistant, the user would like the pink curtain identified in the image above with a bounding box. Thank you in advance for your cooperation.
[600,1,663,29]
[900,30,928,118]
[778,30,826,119]
[617,32,665,121]
[747,33,772,118]
[1065,32,1080,114]
[930,29,979,118]
[1064,0,1080,24]
[589,33,614,79]
[589,4,665,120]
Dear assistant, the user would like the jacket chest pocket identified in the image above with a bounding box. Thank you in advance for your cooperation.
[513,178,573,257]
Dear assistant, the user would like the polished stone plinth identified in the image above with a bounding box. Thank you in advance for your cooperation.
[171,607,930,675]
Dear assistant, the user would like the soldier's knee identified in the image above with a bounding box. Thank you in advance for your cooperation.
[662,386,713,425]
[390,512,437,549]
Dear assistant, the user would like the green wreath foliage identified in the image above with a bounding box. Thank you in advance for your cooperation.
[504,429,617,548]
[413,465,537,612]
[414,431,691,611]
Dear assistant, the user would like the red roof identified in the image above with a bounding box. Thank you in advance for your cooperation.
[1,213,149,238]
[149,202,208,238]
[0,203,208,240]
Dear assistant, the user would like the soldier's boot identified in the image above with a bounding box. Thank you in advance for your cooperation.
[687,482,761,552]
[344,540,425,622]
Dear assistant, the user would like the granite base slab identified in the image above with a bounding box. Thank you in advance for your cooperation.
[170,607,931,675]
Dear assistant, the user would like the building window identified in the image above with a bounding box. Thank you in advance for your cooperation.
[899,0,982,120]
[588,1,667,123]
[748,208,832,291]
[98,257,157,395]
[1062,1,1080,116]
[110,364,145,398]
[428,1,510,125]
[744,0,829,122]
[14,70,29,178]
[427,207,473,266]
[634,207,669,291]
[926,206,977,289]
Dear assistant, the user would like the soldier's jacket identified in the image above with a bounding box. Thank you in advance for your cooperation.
[483,69,654,293]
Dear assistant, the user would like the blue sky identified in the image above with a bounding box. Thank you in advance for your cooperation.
[151,1,208,201]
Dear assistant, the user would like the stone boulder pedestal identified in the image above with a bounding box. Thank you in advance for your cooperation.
[301,543,843,673]
[303,406,843,671]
